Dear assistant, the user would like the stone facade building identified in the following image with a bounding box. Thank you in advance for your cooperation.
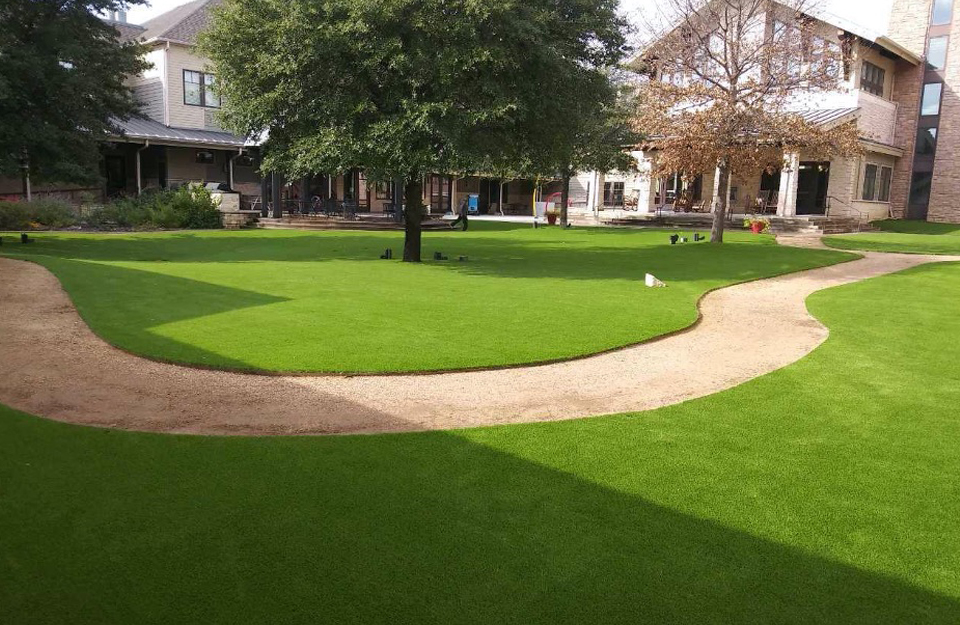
[574,1,960,225]
[887,0,960,222]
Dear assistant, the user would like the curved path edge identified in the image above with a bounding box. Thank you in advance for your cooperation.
[1,242,957,435]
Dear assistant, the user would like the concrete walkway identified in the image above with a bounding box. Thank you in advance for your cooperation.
[1,241,957,436]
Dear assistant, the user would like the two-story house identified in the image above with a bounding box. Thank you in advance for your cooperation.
[106,0,544,217]
[103,0,261,201]
[572,2,924,225]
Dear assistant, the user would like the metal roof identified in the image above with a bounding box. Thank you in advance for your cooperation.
[796,107,861,127]
[114,116,248,148]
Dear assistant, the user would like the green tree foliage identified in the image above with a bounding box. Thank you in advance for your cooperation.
[200,0,628,260]
[0,0,149,186]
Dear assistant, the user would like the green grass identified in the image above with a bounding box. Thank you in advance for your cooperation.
[825,219,960,255]
[0,225,849,373]
[3,262,960,623]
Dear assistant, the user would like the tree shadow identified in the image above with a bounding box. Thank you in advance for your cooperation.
[2,413,958,624]
[31,257,289,370]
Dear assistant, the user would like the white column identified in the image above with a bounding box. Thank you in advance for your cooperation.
[711,165,722,213]
[777,153,800,217]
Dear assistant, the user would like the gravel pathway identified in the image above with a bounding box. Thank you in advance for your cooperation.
[1,240,957,435]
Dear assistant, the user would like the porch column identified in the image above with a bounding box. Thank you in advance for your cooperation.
[777,153,800,217]
[271,172,283,218]
[260,173,270,217]
[450,176,457,214]
[301,175,311,212]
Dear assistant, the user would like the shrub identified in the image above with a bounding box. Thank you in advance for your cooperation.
[83,185,222,230]
[0,199,76,230]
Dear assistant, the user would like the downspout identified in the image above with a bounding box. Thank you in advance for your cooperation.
[136,140,150,196]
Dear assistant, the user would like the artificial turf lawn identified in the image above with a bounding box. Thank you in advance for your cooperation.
[0,224,850,373]
[825,219,960,255]
[2,262,960,623]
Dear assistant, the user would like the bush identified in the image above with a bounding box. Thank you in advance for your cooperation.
[0,199,76,230]
[83,185,222,230]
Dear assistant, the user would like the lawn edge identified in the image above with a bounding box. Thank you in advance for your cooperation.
[0,245,859,378]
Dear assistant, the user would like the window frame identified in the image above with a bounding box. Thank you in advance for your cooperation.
[603,181,625,207]
[183,69,221,108]
[916,126,939,155]
[921,82,944,116]
[927,36,949,71]
[932,0,953,26]
[861,162,893,203]
[860,61,886,97]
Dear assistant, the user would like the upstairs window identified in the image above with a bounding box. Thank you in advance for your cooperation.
[916,127,938,155]
[928,36,949,71]
[183,70,220,108]
[860,61,886,97]
[921,83,943,116]
[932,0,953,25]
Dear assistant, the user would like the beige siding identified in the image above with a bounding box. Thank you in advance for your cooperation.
[166,45,219,130]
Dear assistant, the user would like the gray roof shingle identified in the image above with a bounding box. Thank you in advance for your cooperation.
[138,0,222,45]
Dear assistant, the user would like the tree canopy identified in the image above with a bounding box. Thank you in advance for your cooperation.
[0,0,148,187]
[200,0,630,260]
[633,0,861,242]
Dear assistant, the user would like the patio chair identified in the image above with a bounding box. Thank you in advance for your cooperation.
[343,200,359,220]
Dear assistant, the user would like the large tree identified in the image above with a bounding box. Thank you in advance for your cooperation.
[633,0,861,242]
[0,0,148,192]
[200,0,628,261]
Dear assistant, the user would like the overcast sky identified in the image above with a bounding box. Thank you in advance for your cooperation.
[126,0,893,37]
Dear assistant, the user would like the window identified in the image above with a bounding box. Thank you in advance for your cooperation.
[862,164,893,202]
[184,70,202,105]
[860,61,886,97]
[195,151,215,164]
[909,171,933,210]
[916,127,938,155]
[862,164,878,201]
[921,83,943,116]
[183,70,220,107]
[203,74,220,108]
[928,36,949,71]
[879,167,892,202]
[932,0,953,25]
[603,182,625,207]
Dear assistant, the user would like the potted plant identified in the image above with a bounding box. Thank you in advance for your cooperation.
[545,208,560,225]
[743,217,770,234]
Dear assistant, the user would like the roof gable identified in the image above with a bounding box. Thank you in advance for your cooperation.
[138,0,222,45]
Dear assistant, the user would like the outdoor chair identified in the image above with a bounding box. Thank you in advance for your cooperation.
[343,200,359,220]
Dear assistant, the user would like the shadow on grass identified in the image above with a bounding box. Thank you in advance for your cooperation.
[1,409,957,624]
[31,257,288,369]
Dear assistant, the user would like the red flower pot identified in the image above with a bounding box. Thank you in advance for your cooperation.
[547,213,558,225]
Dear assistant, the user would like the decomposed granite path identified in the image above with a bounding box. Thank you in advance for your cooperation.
[1,240,957,435]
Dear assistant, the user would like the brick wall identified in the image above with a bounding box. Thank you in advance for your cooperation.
[886,0,931,219]
[927,5,960,222]
[888,0,933,57]
[889,62,924,218]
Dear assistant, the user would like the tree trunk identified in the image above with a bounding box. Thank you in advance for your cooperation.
[403,177,424,262]
[560,172,571,227]
[710,162,730,244]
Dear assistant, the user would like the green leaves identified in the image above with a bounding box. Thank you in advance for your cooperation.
[199,0,629,183]
[0,0,150,184]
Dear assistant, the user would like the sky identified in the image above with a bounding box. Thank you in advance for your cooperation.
[126,0,894,37]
